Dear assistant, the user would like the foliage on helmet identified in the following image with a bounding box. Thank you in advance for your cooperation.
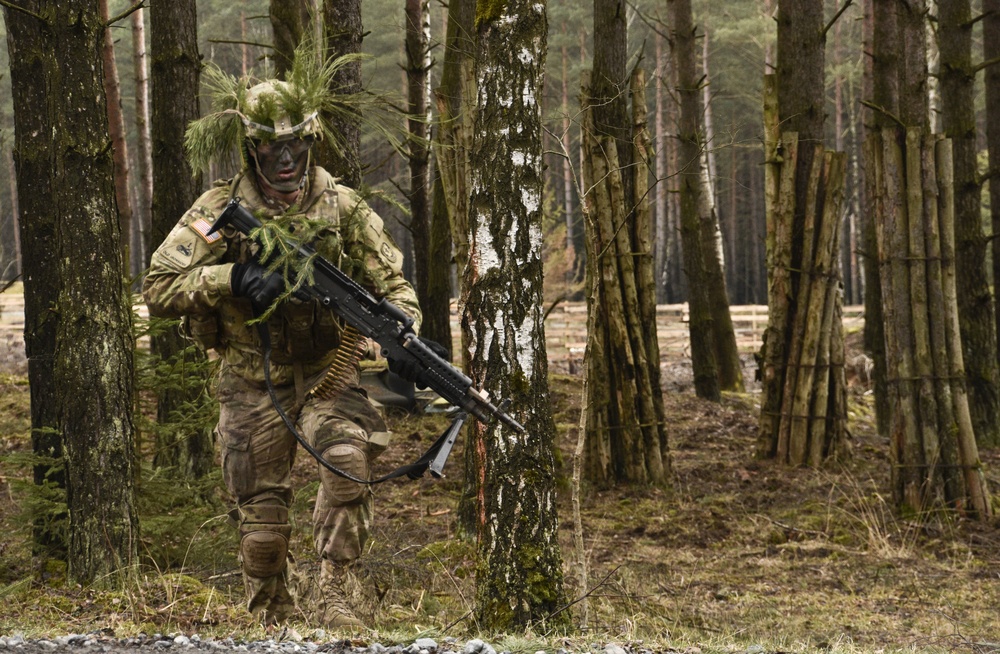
[184,38,411,176]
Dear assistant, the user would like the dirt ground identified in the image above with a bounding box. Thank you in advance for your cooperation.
[2,332,1000,653]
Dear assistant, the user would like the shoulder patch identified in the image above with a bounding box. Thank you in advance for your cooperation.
[380,242,398,264]
[190,217,222,244]
[161,239,197,267]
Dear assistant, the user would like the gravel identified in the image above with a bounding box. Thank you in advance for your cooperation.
[0,633,662,654]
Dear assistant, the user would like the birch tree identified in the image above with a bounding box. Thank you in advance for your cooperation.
[466,0,566,630]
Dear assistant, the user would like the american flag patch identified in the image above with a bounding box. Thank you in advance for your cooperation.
[190,217,222,244]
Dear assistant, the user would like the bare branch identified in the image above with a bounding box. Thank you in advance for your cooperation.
[962,12,989,29]
[0,0,45,22]
[860,100,905,128]
[105,0,144,27]
[823,0,854,38]
[971,55,1000,76]
[979,167,1000,185]
[207,38,274,50]
[625,0,670,41]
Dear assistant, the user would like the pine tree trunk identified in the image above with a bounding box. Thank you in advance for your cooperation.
[6,0,139,583]
[654,34,669,303]
[759,61,847,464]
[405,0,436,341]
[270,0,312,79]
[862,0,896,439]
[936,140,992,518]
[99,0,134,274]
[562,35,577,295]
[579,70,671,487]
[986,0,1000,383]
[149,0,214,478]
[432,0,476,536]
[631,69,670,471]
[592,0,633,214]
[668,0,719,401]
[939,0,1000,447]
[468,0,566,629]
[321,0,363,186]
[4,148,20,279]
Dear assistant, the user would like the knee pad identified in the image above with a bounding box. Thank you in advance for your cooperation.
[320,441,369,505]
[239,504,292,578]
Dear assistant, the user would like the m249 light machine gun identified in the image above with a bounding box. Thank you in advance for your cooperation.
[209,198,524,479]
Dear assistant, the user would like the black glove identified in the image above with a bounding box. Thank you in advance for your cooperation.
[420,336,450,360]
[387,336,449,388]
[231,262,286,314]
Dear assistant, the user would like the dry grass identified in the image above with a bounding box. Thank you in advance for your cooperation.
[2,365,1000,653]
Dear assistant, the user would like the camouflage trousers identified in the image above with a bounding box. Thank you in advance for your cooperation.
[215,367,389,624]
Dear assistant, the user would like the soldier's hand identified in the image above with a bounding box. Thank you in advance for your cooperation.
[231,262,286,314]
[418,336,449,360]
[387,336,449,389]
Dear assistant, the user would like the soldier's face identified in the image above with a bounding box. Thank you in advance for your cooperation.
[253,136,314,192]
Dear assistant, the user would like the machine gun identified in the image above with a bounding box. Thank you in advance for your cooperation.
[209,198,525,441]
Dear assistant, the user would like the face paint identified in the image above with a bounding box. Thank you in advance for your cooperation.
[252,136,314,192]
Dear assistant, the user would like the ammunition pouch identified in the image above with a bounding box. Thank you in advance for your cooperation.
[181,313,220,350]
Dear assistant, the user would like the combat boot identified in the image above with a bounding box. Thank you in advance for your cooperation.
[315,560,364,629]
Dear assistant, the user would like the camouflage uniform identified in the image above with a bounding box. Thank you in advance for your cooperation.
[143,167,420,626]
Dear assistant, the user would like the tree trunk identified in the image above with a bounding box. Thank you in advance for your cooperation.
[270,0,312,79]
[405,0,434,337]
[5,0,139,583]
[431,0,475,534]
[862,0,895,438]
[562,35,577,296]
[99,0,134,273]
[320,0,364,186]
[986,0,1000,385]
[654,33,668,303]
[149,0,214,478]
[3,148,20,279]
[468,0,566,630]
[132,7,153,283]
[592,0,633,213]
[759,0,847,465]
[668,0,719,401]
[939,0,1000,447]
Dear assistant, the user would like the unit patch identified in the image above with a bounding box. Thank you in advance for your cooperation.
[161,239,197,267]
[380,242,397,264]
[191,217,223,244]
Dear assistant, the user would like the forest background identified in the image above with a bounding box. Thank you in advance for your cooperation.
[0,0,862,306]
[3,0,1000,653]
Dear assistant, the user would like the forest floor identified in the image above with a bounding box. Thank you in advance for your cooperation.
[2,330,1000,653]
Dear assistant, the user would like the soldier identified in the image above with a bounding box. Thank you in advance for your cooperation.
[143,76,441,629]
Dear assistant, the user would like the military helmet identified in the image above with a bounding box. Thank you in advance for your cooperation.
[240,80,321,142]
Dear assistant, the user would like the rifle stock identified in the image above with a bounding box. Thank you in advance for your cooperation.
[210,198,525,433]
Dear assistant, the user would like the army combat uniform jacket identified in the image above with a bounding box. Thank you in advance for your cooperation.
[143,166,421,386]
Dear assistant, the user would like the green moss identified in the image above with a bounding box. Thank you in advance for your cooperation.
[475,0,507,28]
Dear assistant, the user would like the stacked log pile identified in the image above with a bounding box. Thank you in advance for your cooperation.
[759,78,848,466]
[866,128,990,517]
